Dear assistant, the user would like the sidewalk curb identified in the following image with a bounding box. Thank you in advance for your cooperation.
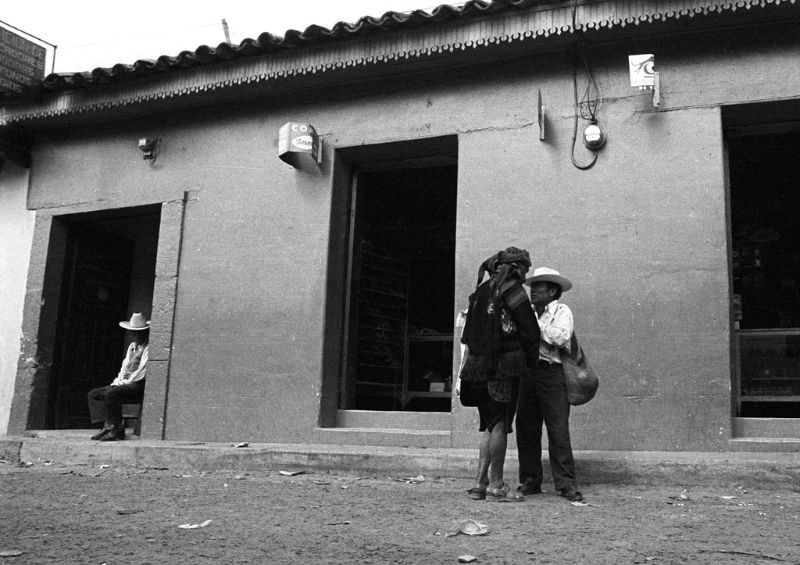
[3,435,799,489]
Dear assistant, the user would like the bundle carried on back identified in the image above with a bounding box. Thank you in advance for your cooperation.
[460,247,532,382]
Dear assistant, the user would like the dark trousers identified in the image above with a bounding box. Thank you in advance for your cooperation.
[87,381,145,427]
[515,363,577,491]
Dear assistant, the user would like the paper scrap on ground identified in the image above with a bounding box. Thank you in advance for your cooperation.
[389,474,426,484]
[178,519,212,529]
[233,442,249,448]
[458,555,477,563]
[445,519,489,537]
[279,470,305,476]
[0,550,24,557]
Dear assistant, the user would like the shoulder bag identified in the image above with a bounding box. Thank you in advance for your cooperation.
[560,332,599,406]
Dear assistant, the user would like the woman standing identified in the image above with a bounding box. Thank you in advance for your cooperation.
[459,248,541,501]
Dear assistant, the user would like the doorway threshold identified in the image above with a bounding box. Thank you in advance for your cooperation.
[730,417,800,451]
[312,410,451,448]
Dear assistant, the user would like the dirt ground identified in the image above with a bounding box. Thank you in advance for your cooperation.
[1,459,799,565]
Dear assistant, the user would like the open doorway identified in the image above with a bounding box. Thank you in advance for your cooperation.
[726,101,800,420]
[48,205,160,429]
[342,164,457,412]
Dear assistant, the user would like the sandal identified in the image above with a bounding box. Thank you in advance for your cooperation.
[466,487,487,500]
[486,484,525,503]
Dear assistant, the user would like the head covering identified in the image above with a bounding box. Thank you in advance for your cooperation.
[474,247,532,300]
[525,267,572,292]
[119,312,151,331]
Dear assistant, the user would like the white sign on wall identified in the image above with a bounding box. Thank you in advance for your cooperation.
[629,54,655,89]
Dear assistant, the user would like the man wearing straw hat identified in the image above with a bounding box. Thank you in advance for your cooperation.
[515,267,583,502]
[87,313,150,441]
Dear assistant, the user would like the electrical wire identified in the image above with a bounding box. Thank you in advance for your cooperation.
[570,50,599,171]
[569,0,602,170]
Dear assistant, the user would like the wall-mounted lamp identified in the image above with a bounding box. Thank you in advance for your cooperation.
[629,54,660,109]
[278,122,322,170]
[138,136,160,162]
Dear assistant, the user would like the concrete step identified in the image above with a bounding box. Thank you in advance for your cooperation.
[729,437,800,452]
[4,433,800,488]
[312,427,451,448]
[733,417,800,439]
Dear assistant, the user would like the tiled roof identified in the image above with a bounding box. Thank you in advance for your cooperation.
[3,0,799,102]
[34,0,539,94]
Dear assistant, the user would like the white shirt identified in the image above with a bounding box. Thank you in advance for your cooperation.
[536,300,573,364]
[111,342,149,386]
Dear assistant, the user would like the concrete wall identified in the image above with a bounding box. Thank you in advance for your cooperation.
[15,26,800,449]
[0,162,34,435]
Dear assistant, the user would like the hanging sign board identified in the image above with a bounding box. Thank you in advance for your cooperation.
[278,122,322,169]
[0,26,47,95]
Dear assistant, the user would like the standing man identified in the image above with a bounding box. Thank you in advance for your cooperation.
[515,267,583,502]
[87,313,150,441]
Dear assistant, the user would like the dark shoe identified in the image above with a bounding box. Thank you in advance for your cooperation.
[90,427,112,441]
[466,487,487,501]
[100,428,125,442]
[517,483,542,496]
[559,488,584,502]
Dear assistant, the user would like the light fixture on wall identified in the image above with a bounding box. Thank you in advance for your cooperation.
[629,54,660,108]
[138,136,160,162]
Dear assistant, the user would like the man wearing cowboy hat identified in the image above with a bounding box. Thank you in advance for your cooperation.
[515,267,583,502]
[87,313,150,441]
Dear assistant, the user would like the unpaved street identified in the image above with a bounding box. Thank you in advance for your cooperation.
[1,460,799,564]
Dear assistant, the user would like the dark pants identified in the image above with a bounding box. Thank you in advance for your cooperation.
[87,381,145,427]
[515,363,577,491]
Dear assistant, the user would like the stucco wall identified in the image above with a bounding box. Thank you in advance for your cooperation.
[0,162,34,436]
[17,27,800,449]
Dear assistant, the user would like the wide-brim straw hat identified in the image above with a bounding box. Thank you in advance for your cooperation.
[525,267,572,292]
[119,312,151,331]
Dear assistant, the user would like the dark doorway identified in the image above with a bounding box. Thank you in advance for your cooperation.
[342,164,457,412]
[727,106,800,418]
[49,206,160,428]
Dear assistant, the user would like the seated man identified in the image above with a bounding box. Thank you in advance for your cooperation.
[87,313,150,441]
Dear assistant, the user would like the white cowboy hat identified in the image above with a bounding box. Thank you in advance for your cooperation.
[119,312,151,331]
[525,267,572,292]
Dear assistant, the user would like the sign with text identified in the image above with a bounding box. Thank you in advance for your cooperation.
[0,25,47,95]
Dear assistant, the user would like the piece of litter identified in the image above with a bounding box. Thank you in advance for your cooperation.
[234,474,247,480]
[0,550,24,557]
[178,519,212,529]
[279,470,305,476]
[390,474,426,484]
[720,495,737,500]
[115,508,143,515]
[99,464,111,469]
[233,442,249,448]
[458,555,478,563]
[570,501,590,507]
[445,519,489,537]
